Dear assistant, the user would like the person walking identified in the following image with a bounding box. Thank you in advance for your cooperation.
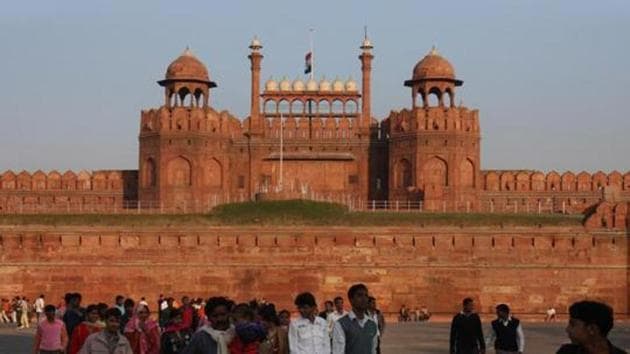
[181,297,235,354]
[449,298,485,354]
[367,296,385,354]
[35,295,46,323]
[124,304,161,354]
[63,293,85,343]
[161,308,193,354]
[556,300,627,354]
[288,292,329,354]
[0,298,11,323]
[488,304,524,354]
[68,304,105,354]
[259,303,288,354]
[79,308,133,354]
[19,296,31,329]
[327,296,348,338]
[332,283,378,354]
[33,305,68,354]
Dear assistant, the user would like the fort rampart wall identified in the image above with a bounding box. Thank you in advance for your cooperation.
[0,225,626,317]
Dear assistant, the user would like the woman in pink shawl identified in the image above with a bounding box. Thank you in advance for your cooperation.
[124,304,161,354]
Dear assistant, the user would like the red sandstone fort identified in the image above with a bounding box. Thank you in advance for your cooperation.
[0,37,628,317]
[0,37,628,214]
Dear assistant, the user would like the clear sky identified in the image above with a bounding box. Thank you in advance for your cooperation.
[0,0,628,172]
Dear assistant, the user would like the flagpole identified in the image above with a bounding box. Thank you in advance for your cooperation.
[309,28,314,80]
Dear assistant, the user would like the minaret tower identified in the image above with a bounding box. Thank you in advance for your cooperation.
[248,36,263,135]
[359,32,374,132]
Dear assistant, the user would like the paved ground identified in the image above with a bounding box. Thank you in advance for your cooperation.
[2,322,628,353]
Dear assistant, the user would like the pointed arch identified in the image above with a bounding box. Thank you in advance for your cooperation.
[168,156,192,187]
[205,157,223,188]
[423,156,448,187]
[460,158,475,188]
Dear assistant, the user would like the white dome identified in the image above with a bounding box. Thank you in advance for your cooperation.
[279,77,291,91]
[292,78,305,91]
[345,77,357,91]
[306,78,318,91]
[265,77,278,91]
[319,77,331,91]
[332,77,344,92]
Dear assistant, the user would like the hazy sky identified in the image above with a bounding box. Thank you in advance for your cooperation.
[0,0,628,172]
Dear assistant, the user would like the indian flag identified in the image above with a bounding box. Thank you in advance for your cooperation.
[304,51,312,74]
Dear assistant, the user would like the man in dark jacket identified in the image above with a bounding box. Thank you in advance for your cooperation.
[181,297,234,354]
[449,297,485,354]
[489,304,524,354]
[556,300,627,354]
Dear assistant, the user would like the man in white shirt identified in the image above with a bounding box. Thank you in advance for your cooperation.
[34,294,45,323]
[332,284,378,354]
[288,292,330,354]
[327,296,348,336]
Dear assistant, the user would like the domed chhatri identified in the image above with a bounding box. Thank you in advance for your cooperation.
[165,47,211,82]
[412,47,456,81]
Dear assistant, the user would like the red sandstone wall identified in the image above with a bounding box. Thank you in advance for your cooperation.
[480,170,630,214]
[0,170,137,213]
[0,226,626,318]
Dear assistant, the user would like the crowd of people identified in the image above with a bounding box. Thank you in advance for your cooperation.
[3,285,625,354]
[0,295,46,329]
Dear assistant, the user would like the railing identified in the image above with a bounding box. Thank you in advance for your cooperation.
[0,195,588,215]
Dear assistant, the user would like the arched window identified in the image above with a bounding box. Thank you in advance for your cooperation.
[318,100,331,115]
[345,100,358,114]
[291,100,304,115]
[264,100,277,114]
[331,99,344,114]
[428,87,441,107]
[278,99,290,115]
[178,87,191,107]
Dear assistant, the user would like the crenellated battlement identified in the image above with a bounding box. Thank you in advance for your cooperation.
[140,106,244,138]
[0,170,137,213]
[481,170,630,193]
[386,106,480,135]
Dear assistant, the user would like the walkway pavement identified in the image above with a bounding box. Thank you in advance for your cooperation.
[1,322,628,353]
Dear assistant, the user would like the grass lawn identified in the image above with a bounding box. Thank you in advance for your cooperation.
[0,200,584,227]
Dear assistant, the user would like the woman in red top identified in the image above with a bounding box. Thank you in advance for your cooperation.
[68,304,104,354]
[124,304,161,354]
